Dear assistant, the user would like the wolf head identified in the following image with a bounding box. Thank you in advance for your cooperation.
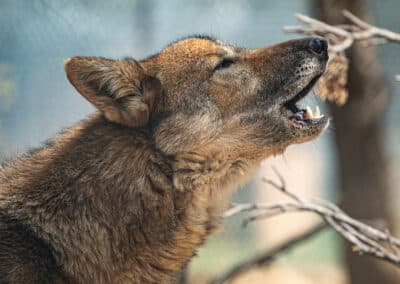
[65,36,328,157]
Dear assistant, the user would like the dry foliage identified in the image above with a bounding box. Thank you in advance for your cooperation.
[316,55,349,105]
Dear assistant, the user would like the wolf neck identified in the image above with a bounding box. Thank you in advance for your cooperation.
[0,112,257,282]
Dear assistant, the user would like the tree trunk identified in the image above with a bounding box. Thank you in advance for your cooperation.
[312,0,400,283]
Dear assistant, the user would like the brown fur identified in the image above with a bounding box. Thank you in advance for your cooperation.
[0,36,328,283]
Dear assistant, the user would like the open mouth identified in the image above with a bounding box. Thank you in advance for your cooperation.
[282,76,328,128]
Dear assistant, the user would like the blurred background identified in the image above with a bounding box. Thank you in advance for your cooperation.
[1,0,399,283]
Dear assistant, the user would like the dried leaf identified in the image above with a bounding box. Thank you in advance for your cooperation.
[315,55,349,106]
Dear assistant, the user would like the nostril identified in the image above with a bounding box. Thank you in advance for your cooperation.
[309,37,328,55]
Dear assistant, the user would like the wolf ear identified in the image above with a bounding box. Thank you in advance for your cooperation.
[64,56,160,127]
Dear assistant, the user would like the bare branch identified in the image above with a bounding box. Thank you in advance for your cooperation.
[342,10,371,29]
[224,171,400,268]
[284,10,400,54]
[343,10,400,43]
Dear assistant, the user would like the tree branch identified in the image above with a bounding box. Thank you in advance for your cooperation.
[224,169,400,271]
[283,10,400,81]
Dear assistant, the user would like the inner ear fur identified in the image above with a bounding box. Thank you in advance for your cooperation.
[64,56,160,127]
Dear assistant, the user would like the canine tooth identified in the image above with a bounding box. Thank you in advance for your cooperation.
[304,106,313,119]
[314,106,321,118]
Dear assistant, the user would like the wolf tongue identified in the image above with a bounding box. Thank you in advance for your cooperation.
[304,106,313,119]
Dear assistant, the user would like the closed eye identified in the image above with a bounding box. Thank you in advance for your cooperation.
[213,58,235,72]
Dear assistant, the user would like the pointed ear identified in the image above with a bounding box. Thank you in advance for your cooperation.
[64,56,161,127]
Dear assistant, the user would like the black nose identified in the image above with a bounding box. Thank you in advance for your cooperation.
[308,37,328,55]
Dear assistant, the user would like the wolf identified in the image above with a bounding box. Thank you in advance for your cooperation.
[0,35,328,283]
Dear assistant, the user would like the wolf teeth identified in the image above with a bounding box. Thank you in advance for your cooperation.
[314,106,321,118]
[303,105,324,119]
[304,106,313,119]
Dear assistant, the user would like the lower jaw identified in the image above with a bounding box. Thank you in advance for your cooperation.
[293,128,327,144]
[281,112,329,138]
[290,116,328,128]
